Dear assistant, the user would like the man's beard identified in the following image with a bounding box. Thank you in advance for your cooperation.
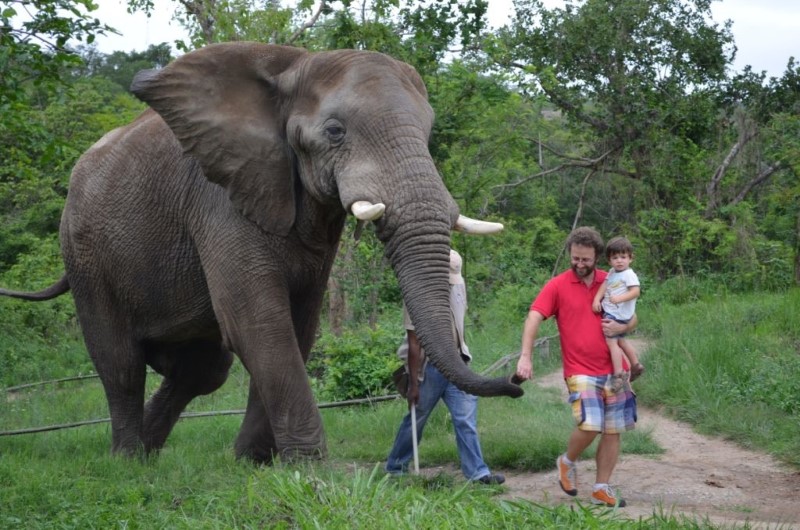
[572,262,595,279]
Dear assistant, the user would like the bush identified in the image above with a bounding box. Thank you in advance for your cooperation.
[310,325,403,401]
[636,203,794,292]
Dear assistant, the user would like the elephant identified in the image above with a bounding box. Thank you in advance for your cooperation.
[0,42,523,462]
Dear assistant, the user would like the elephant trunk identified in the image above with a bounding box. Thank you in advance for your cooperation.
[379,217,523,399]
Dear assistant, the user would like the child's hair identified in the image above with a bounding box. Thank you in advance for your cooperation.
[606,236,633,259]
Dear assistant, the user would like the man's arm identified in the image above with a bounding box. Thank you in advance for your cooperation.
[515,310,545,381]
[406,329,422,407]
[602,313,638,336]
[592,281,607,313]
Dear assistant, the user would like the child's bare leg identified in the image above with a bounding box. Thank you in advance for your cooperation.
[618,338,639,366]
[606,338,627,392]
[607,338,625,374]
[619,337,645,381]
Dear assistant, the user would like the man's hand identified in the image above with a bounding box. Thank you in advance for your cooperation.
[515,356,533,381]
[407,377,420,407]
[406,330,422,408]
[601,314,637,337]
[515,310,543,382]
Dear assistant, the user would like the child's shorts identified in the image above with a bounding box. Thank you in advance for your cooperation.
[565,374,637,434]
[602,314,631,339]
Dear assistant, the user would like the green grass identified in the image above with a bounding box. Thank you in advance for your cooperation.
[1,360,665,528]
[3,288,799,528]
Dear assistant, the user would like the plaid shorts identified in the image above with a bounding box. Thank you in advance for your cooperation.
[565,374,637,434]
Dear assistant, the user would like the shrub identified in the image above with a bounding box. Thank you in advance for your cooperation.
[309,325,403,401]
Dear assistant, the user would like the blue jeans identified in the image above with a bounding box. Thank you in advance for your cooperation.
[385,362,491,480]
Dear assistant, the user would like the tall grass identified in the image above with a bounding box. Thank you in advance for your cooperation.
[637,288,800,465]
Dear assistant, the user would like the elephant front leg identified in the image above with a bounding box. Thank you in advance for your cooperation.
[234,378,278,464]
[235,335,327,462]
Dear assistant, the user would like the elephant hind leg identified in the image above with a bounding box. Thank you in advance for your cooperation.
[142,338,233,452]
[72,296,148,456]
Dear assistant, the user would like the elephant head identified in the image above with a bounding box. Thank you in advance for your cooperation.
[130,43,522,401]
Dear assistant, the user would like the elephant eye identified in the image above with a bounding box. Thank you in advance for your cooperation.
[324,123,346,145]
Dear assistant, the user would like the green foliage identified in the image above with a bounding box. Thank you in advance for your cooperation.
[459,218,564,286]
[0,75,144,274]
[636,203,794,291]
[427,62,546,216]
[310,324,403,401]
[0,235,86,386]
[498,0,734,175]
[76,43,174,93]
[0,0,112,106]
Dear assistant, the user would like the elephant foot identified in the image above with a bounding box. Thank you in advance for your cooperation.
[234,443,327,465]
[110,439,147,461]
[277,444,327,463]
[235,444,277,465]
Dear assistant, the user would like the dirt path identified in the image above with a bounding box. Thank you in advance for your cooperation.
[500,340,800,528]
[502,374,800,528]
[416,340,800,527]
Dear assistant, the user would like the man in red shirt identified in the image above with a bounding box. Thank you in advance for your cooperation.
[515,226,637,508]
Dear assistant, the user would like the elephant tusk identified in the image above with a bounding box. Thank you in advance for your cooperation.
[351,201,386,221]
[454,215,504,235]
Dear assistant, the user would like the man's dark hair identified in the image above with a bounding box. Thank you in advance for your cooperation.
[565,226,604,257]
[606,236,634,259]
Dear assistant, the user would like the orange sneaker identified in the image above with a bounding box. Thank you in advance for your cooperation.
[557,455,577,496]
[591,484,627,507]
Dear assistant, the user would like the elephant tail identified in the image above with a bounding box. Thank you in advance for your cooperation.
[0,275,70,301]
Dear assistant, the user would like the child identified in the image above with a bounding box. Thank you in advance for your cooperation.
[592,236,644,392]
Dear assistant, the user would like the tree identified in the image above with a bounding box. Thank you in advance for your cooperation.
[76,43,174,92]
[1,0,112,106]
[0,76,145,273]
[491,0,735,217]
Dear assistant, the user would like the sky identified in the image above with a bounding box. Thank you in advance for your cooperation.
[91,0,798,78]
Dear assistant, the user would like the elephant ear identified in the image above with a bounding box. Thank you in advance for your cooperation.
[131,43,307,237]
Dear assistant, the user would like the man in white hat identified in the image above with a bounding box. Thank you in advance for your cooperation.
[385,249,505,485]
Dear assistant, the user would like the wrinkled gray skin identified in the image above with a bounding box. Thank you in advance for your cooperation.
[0,43,522,462]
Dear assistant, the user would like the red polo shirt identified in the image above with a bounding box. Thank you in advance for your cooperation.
[531,268,618,377]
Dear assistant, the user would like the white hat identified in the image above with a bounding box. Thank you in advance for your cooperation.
[449,249,464,285]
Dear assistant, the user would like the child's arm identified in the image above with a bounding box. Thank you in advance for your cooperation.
[592,282,607,313]
[609,285,640,305]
